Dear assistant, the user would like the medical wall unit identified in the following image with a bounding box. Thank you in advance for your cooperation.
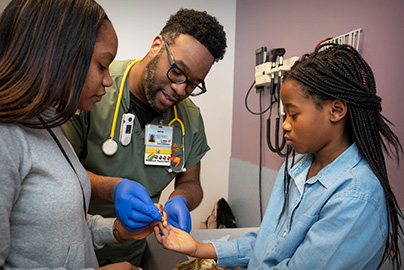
[254,47,299,157]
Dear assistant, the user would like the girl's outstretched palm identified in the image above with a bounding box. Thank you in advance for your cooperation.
[155,224,198,257]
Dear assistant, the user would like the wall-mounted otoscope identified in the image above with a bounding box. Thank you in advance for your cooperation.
[269,48,285,96]
[254,47,299,157]
[267,48,287,157]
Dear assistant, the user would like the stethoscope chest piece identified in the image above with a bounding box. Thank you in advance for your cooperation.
[102,138,118,156]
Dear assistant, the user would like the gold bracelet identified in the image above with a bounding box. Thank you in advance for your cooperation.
[113,219,125,242]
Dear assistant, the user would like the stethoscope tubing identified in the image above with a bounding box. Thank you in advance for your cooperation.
[168,105,186,173]
[109,60,140,140]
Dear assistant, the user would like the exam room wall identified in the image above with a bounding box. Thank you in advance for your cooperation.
[230,0,404,225]
[0,0,236,230]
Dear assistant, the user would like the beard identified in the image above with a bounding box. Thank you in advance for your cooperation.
[142,50,166,114]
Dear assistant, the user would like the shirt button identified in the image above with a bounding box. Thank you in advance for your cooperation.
[283,231,287,237]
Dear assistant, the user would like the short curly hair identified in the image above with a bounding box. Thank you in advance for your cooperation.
[160,8,227,62]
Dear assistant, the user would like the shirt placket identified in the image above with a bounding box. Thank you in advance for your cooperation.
[283,168,308,238]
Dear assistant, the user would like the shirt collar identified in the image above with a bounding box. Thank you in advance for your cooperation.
[289,142,362,189]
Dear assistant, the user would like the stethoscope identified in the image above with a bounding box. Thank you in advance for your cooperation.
[102,60,139,156]
[168,105,186,173]
[101,59,187,173]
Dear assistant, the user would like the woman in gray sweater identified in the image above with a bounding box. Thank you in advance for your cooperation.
[0,0,165,269]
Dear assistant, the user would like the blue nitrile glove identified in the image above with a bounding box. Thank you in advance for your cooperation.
[113,178,162,231]
[164,195,192,233]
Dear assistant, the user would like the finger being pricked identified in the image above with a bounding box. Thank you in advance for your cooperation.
[154,203,168,226]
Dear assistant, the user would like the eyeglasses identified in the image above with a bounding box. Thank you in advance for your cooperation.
[163,37,207,96]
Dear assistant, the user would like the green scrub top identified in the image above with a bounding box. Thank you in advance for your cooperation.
[62,59,210,207]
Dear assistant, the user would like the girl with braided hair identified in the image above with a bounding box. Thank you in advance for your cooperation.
[279,43,403,269]
[155,43,403,269]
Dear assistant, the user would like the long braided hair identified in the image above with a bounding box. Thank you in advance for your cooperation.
[282,43,403,268]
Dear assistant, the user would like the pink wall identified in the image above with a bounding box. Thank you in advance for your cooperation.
[232,0,404,206]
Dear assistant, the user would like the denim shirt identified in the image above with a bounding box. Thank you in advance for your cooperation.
[212,143,387,269]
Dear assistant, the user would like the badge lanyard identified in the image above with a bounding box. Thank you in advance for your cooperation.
[39,117,87,217]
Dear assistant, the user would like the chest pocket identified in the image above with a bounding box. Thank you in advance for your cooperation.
[271,213,319,258]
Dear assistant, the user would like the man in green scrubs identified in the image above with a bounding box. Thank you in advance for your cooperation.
[61,8,227,267]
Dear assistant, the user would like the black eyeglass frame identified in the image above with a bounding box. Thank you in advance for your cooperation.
[163,37,207,97]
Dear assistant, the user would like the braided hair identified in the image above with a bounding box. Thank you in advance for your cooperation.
[282,43,403,269]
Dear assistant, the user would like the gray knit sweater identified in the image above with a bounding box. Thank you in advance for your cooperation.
[0,123,116,269]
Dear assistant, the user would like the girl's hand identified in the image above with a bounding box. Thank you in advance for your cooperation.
[154,224,198,257]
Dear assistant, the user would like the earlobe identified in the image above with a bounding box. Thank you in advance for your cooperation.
[329,99,347,122]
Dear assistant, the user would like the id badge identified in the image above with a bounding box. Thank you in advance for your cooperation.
[144,124,173,166]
